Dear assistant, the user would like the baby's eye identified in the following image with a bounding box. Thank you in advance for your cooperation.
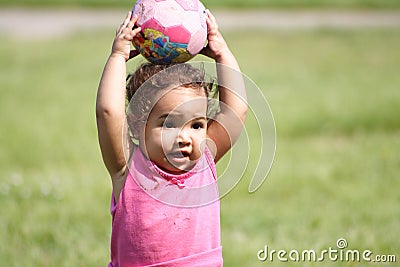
[163,121,174,128]
[192,122,205,130]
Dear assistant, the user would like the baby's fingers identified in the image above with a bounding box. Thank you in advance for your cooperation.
[127,14,139,30]
[125,24,142,41]
[206,9,218,35]
[123,11,132,25]
[117,11,132,35]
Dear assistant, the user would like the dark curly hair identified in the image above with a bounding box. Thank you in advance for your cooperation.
[126,62,218,137]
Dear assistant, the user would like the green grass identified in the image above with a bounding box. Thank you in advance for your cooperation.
[1,0,400,9]
[1,26,399,266]
[219,28,400,266]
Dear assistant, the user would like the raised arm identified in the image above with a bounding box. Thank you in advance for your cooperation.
[202,10,248,162]
[96,12,141,178]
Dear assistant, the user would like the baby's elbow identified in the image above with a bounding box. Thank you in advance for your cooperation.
[96,104,119,123]
[96,104,109,121]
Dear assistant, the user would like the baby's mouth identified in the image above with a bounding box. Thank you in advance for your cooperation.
[166,149,199,172]
[169,150,190,159]
[166,150,192,168]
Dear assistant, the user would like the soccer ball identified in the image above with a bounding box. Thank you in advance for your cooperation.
[132,0,207,64]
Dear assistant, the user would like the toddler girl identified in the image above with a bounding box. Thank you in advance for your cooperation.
[97,10,247,267]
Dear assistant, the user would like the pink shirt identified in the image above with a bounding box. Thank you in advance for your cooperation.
[108,146,223,267]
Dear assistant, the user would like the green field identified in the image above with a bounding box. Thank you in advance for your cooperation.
[1,25,399,266]
[1,0,400,9]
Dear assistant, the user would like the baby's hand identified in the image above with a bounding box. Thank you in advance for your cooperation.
[112,12,142,61]
[201,10,230,61]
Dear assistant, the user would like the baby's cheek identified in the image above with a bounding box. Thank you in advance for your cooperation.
[160,130,178,148]
[193,132,207,154]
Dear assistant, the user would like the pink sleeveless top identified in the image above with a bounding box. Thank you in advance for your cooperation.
[108,146,223,267]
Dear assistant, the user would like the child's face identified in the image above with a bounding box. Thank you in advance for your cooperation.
[138,87,208,174]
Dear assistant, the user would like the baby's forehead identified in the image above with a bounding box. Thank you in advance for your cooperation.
[152,86,207,104]
[165,86,207,100]
[168,85,207,96]
[151,87,208,117]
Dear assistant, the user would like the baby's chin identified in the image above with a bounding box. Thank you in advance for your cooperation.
[160,158,198,174]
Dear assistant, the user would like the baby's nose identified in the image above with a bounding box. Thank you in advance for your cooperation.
[177,129,191,146]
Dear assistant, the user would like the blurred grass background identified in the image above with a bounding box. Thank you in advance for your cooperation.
[0,1,399,266]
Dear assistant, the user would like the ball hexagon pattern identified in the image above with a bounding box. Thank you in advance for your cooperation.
[132,0,207,64]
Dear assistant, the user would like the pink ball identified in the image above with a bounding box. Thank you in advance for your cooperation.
[132,0,208,64]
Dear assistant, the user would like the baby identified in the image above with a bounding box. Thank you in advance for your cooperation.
[97,10,247,266]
